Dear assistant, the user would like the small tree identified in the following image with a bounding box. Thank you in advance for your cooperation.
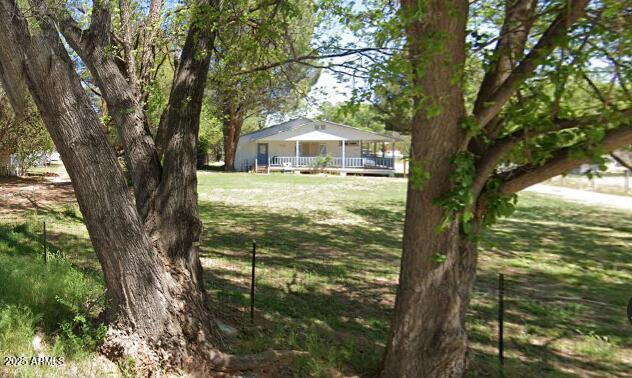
[208,0,319,171]
[0,94,52,176]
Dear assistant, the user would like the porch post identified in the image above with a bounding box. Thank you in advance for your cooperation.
[391,142,396,169]
[295,140,299,166]
[342,140,346,169]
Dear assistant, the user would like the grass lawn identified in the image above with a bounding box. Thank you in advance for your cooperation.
[1,171,631,377]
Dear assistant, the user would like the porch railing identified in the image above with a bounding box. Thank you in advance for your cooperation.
[269,156,394,169]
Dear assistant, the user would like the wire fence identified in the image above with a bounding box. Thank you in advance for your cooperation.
[0,216,90,263]
[1,216,629,372]
[204,240,335,322]
[204,240,630,374]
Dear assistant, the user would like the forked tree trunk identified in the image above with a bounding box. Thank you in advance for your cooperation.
[0,4,215,371]
[0,0,300,373]
[381,1,472,376]
[223,110,244,171]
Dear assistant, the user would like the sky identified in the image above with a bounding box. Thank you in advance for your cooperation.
[311,70,354,106]
[302,0,370,115]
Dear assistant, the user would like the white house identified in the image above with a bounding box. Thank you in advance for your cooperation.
[0,152,18,177]
[235,118,402,175]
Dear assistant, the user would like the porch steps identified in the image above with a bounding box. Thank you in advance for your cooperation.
[254,164,269,174]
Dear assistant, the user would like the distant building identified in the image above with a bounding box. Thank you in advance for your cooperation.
[234,118,402,175]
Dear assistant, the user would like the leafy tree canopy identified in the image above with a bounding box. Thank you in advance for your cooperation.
[0,92,53,175]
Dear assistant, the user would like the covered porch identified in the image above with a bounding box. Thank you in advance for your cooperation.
[254,136,399,175]
[267,139,396,170]
[238,118,402,175]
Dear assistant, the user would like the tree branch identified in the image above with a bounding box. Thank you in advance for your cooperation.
[472,108,632,198]
[498,124,632,194]
[231,47,395,76]
[473,0,536,116]
[155,0,219,258]
[138,0,165,107]
[474,0,590,129]
[117,0,139,90]
[30,0,163,220]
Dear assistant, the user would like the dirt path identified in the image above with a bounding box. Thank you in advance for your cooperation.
[0,174,76,217]
[524,184,632,211]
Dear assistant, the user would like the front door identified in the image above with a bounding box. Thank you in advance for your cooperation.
[257,143,268,165]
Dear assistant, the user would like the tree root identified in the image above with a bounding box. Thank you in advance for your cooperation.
[101,326,307,375]
[207,349,308,372]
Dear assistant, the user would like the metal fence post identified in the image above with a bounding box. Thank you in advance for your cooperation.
[498,273,505,372]
[250,240,256,323]
[43,221,47,264]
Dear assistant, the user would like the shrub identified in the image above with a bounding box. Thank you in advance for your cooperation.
[311,154,333,170]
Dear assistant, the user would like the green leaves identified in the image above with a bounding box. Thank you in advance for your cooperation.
[434,151,476,235]
[433,253,447,264]
[481,178,517,227]
[208,0,318,121]
[459,115,481,138]
[409,159,431,190]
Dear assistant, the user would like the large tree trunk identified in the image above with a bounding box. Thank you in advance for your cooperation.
[380,1,471,376]
[0,2,214,372]
[223,108,244,172]
[0,0,300,373]
[381,219,479,377]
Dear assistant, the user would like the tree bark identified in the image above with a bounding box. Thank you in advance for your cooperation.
[380,1,472,377]
[0,0,302,373]
[223,121,243,171]
[46,0,162,221]
[0,0,180,366]
[222,105,244,172]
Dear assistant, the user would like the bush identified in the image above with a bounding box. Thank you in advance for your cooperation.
[311,154,333,170]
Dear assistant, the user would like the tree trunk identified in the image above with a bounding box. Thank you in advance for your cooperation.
[0,0,308,373]
[0,4,216,371]
[0,0,304,373]
[381,219,479,377]
[223,110,244,172]
[381,1,471,376]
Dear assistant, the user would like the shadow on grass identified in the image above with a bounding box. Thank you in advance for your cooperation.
[469,195,632,377]
[2,190,630,377]
[199,196,632,377]
[198,201,404,375]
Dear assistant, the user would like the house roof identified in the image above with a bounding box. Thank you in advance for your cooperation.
[239,118,400,144]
